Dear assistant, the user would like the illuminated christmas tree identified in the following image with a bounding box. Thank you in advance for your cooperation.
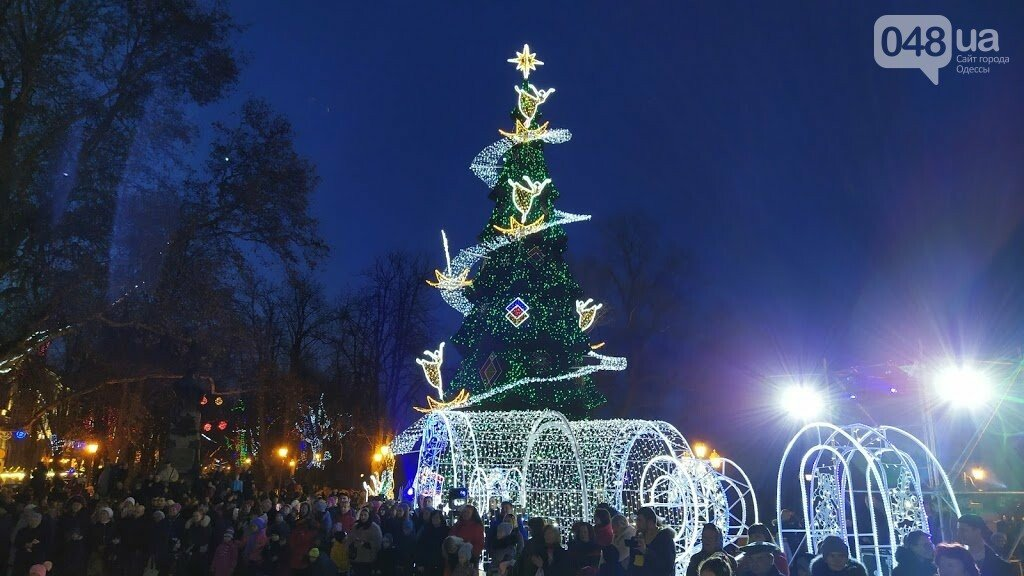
[420,45,624,418]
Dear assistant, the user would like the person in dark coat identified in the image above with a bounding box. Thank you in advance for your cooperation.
[686,524,736,576]
[148,510,174,575]
[531,526,570,576]
[568,522,600,576]
[628,508,676,576]
[57,496,90,576]
[956,515,1014,576]
[184,510,214,575]
[415,509,449,576]
[935,544,980,576]
[737,543,785,576]
[30,462,48,500]
[88,507,118,575]
[809,537,868,576]
[0,506,13,570]
[14,510,52,576]
[893,531,936,576]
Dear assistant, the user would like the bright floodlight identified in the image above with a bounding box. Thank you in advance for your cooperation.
[780,384,825,420]
[934,365,992,409]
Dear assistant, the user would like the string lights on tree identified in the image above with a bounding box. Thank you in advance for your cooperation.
[295,394,352,469]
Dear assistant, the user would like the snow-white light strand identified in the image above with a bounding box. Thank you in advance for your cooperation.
[434,210,592,317]
[470,130,572,188]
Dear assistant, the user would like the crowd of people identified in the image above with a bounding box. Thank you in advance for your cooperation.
[0,462,1018,576]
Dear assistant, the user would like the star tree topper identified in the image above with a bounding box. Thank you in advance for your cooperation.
[508,43,544,79]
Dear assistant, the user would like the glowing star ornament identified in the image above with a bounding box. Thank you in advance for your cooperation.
[509,175,551,221]
[576,299,603,331]
[492,214,546,238]
[515,84,555,127]
[508,43,544,79]
[499,118,550,143]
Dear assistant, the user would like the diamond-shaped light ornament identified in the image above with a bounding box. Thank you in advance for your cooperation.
[479,352,503,387]
[505,297,530,328]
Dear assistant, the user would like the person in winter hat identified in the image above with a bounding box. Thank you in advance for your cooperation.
[810,536,868,576]
[892,531,936,576]
[452,543,476,576]
[308,546,339,576]
[212,528,243,576]
[315,499,333,545]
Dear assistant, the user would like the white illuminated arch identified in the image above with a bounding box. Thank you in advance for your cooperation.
[776,423,961,575]
[395,410,758,574]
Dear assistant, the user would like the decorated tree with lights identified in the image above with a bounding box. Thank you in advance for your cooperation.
[420,45,623,418]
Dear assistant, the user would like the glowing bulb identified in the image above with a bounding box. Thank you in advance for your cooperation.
[709,450,723,469]
[373,453,383,463]
[277,447,289,459]
[85,443,99,454]
[380,445,391,455]
[780,384,825,420]
[970,467,987,481]
[693,443,709,459]
[934,365,993,409]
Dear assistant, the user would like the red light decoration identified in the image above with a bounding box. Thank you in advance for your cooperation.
[200,395,208,406]
[202,423,212,432]
[217,421,228,431]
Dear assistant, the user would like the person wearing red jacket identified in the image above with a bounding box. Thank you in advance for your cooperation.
[450,505,485,564]
[288,518,320,573]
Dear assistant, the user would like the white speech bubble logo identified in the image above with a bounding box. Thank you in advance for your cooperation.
[874,15,953,85]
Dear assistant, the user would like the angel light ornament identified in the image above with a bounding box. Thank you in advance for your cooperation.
[515,84,555,127]
[416,343,446,399]
[576,298,603,331]
[414,342,470,413]
[509,175,551,221]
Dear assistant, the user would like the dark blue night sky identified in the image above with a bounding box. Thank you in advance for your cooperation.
[205,2,1024,480]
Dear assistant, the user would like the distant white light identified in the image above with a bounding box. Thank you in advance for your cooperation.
[934,364,993,409]
[780,384,825,420]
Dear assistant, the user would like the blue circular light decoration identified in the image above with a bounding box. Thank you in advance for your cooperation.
[13,430,28,440]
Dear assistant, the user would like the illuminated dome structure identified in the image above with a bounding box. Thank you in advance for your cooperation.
[393,410,758,572]
[776,423,960,573]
